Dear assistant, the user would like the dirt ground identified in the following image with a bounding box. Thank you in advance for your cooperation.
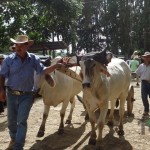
[0,81,150,150]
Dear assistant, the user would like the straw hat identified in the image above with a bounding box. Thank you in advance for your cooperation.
[10,35,34,46]
[0,54,5,59]
[141,52,150,61]
[142,52,150,57]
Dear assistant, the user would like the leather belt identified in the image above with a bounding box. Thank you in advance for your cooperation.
[142,80,150,83]
[7,87,33,96]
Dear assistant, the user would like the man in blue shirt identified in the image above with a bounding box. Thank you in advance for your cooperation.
[0,35,61,150]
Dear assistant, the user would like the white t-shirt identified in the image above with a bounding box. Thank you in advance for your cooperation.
[136,63,150,80]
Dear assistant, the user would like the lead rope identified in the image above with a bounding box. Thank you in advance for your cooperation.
[56,57,82,82]
[56,65,82,82]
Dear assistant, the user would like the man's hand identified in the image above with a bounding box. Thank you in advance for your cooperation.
[56,57,78,68]
[56,57,71,65]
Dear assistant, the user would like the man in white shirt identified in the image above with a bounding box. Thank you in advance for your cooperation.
[136,52,150,117]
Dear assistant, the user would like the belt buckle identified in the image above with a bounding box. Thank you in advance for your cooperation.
[14,91,21,96]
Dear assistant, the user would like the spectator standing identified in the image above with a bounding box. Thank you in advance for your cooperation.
[130,55,140,86]
[0,54,5,115]
[0,35,62,150]
[136,52,150,117]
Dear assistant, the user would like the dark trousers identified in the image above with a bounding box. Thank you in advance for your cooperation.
[0,101,4,113]
[141,80,150,113]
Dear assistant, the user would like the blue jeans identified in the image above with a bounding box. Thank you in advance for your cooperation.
[141,80,150,113]
[7,90,33,150]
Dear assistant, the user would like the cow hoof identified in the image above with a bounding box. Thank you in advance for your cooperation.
[107,121,113,126]
[37,131,44,137]
[65,119,71,124]
[58,128,64,135]
[127,113,134,117]
[118,130,124,136]
[88,138,96,145]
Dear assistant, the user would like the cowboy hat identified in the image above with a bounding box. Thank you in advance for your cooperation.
[0,54,5,59]
[142,52,150,57]
[10,35,34,46]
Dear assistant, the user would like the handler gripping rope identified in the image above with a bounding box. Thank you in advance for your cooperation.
[56,57,82,82]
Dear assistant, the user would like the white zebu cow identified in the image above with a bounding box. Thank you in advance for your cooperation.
[79,56,131,149]
[36,56,82,137]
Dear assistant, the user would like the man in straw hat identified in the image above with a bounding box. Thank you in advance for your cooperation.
[136,51,150,118]
[0,35,63,150]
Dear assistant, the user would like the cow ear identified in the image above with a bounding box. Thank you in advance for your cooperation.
[99,64,111,77]
[45,74,56,87]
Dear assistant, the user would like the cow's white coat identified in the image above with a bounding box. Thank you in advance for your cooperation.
[37,56,82,136]
[80,57,131,148]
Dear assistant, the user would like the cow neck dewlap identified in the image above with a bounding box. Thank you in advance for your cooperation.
[83,88,105,111]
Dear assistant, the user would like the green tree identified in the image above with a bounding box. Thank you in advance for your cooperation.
[0,0,83,52]
[143,0,150,52]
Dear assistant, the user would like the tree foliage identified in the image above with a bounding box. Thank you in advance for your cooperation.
[0,0,83,51]
[0,0,150,56]
[76,0,150,56]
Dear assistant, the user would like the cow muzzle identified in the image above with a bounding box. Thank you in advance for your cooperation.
[82,83,91,88]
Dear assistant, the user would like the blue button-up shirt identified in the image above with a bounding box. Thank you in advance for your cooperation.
[0,52,45,92]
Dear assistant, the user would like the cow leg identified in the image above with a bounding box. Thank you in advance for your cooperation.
[88,112,97,145]
[96,103,108,150]
[82,103,96,145]
[127,85,134,116]
[108,100,116,126]
[66,97,75,124]
[118,95,126,136]
[37,105,50,137]
[76,95,89,120]
[58,100,69,135]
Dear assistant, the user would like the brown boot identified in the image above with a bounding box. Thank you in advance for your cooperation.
[6,139,15,150]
